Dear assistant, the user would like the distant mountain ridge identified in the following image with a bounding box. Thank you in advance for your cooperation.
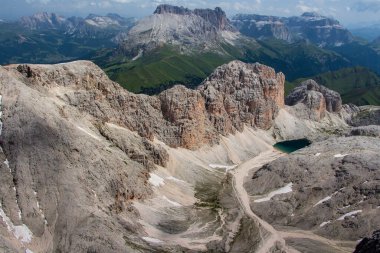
[232,12,354,47]
[99,5,356,93]
[18,12,135,39]
[119,4,240,57]
[0,12,135,65]
[2,6,380,106]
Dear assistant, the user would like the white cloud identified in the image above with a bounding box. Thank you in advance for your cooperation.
[25,0,51,3]
[296,0,319,13]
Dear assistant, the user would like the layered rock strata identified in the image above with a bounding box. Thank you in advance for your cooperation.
[285,79,342,121]
[11,60,284,149]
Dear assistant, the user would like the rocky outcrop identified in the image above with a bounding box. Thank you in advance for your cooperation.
[0,65,157,253]
[199,61,285,132]
[285,79,342,121]
[6,60,284,150]
[354,230,380,253]
[246,136,380,241]
[193,7,234,31]
[349,125,380,137]
[350,106,380,127]
[232,12,353,47]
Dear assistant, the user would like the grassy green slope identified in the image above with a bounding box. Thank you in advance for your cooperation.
[99,39,351,93]
[288,67,380,105]
[102,45,235,93]
[329,42,380,74]
[243,39,351,81]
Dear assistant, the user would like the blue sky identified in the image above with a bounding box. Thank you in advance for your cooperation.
[2,0,380,26]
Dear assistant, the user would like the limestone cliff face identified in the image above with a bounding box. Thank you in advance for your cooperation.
[154,4,233,31]
[11,60,285,149]
[285,79,342,121]
[232,12,353,47]
[158,85,217,149]
[199,61,285,133]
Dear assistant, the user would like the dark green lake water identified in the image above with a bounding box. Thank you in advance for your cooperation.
[273,139,311,153]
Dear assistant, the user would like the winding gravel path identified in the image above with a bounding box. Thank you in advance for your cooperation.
[230,148,354,253]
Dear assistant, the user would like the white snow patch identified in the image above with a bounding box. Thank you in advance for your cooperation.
[85,19,99,27]
[162,196,182,207]
[77,126,101,141]
[315,153,321,157]
[148,173,165,187]
[4,159,10,172]
[334,154,348,158]
[314,196,332,207]
[142,236,163,244]
[132,49,143,61]
[0,205,33,243]
[209,164,237,172]
[319,220,331,227]
[166,176,186,184]
[221,30,239,45]
[25,249,34,253]
[92,190,97,198]
[254,183,293,203]
[337,210,362,221]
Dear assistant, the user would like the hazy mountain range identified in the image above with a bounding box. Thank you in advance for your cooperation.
[1,4,380,105]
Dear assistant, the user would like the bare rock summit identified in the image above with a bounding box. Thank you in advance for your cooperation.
[8,60,285,150]
[199,60,285,132]
[285,79,342,121]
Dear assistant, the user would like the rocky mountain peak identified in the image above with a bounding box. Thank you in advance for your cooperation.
[153,4,233,31]
[285,79,342,121]
[8,60,284,149]
[193,7,232,31]
[20,12,66,30]
[154,4,191,15]
[198,60,285,131]
[122,5,239,55]
[301,12,322,18]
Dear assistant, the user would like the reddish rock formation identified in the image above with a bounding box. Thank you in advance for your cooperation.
[285,79,342,121]
[9,60,285,149]
[199,61,285,132]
